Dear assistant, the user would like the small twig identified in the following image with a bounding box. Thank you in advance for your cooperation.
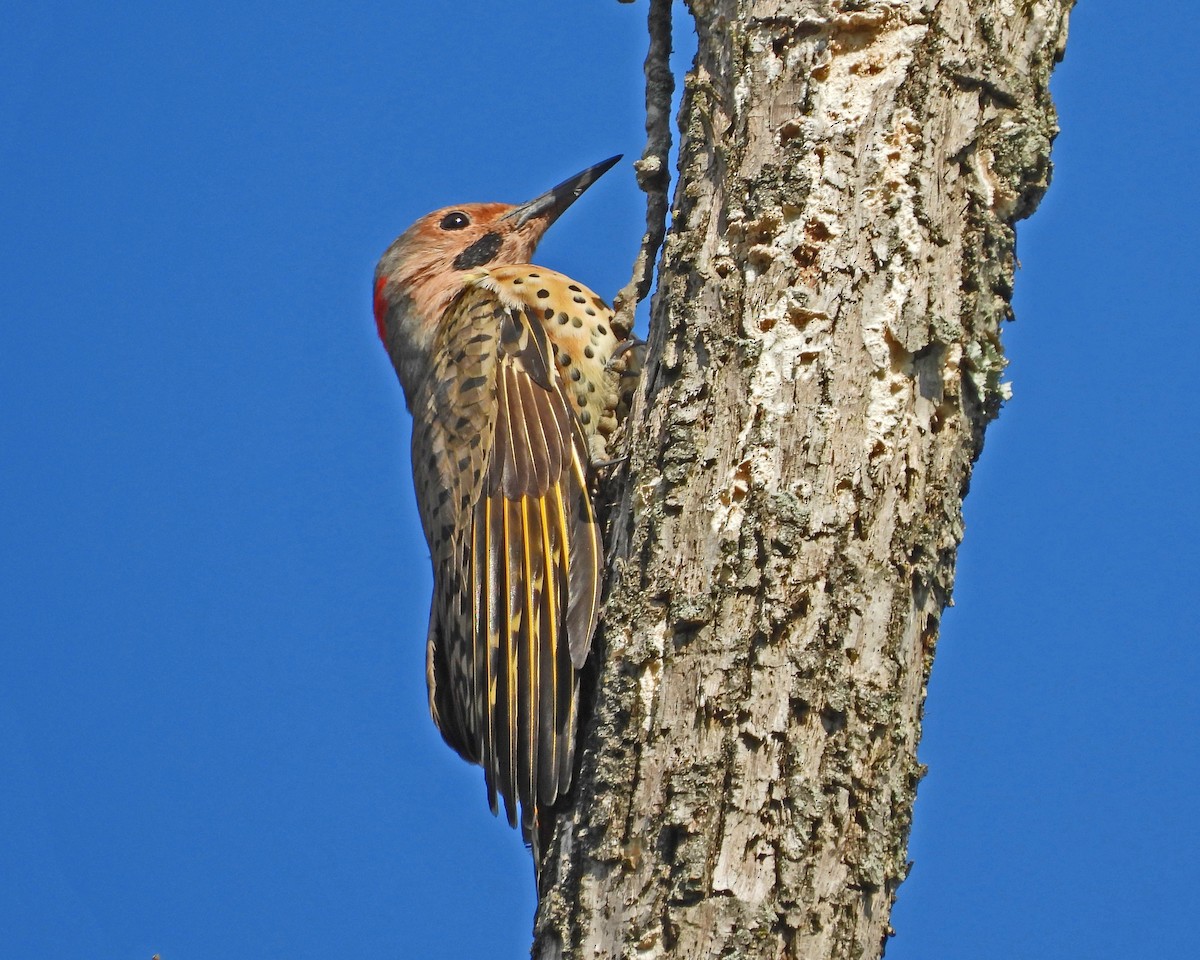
[612,0,674,337]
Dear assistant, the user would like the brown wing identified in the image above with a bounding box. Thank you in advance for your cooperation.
[412,277,602,840]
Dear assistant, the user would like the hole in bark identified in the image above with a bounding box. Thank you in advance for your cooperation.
[779,119,804,145]
[922,614,940,652]
[820,706,846,735]
[719,459,752,505]
[748,245,776,269]
[791,243,818,268]
[660,824,684,863]
[805,219,832,242]
[911,572,929,611]
[739,727,765,748]
[751,220,778,245]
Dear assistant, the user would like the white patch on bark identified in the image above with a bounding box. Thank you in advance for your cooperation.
[637,643,664,735]
[809,24,927,133]
[859,107,926,457]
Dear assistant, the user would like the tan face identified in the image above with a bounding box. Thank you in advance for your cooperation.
[374,202,556,344]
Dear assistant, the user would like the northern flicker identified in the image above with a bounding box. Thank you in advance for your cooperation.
[373,156,635,862]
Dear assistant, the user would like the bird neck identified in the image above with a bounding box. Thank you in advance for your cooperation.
[383,293,438,408]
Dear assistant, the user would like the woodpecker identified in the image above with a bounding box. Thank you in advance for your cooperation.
[373,157,634,864]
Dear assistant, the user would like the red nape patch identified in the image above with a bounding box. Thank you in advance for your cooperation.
[373,276,389,346]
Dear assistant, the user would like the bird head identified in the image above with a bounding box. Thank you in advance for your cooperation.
[374,155,621,382]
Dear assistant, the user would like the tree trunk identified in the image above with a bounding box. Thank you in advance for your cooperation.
[535,1,1071,957]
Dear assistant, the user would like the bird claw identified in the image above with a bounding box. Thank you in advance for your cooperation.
[607,336,646,368]
[591,454,629,472]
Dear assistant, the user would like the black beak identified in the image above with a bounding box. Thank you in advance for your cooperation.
[502,155,622,227]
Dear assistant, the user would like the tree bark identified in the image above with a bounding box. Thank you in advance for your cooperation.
[535,1,1071,957]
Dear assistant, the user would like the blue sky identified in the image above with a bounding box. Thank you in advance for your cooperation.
[2,2,1196,958]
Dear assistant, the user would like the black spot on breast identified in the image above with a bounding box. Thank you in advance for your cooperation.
[452,232,504,270]
[558,312,569,325]
[597,324,608,335]
[544,307,555,320]
[568,284,581,292]
[584,346,595,359]
[571,316,582,328]
[572,295,586,304]
[537,289,550,299]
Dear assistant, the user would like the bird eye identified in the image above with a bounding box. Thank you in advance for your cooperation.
[440,211,471,231]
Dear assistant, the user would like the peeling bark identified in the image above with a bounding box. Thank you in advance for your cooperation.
[536,1,1072,957]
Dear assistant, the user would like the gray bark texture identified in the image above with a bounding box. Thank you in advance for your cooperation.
[535,1,1071,957]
